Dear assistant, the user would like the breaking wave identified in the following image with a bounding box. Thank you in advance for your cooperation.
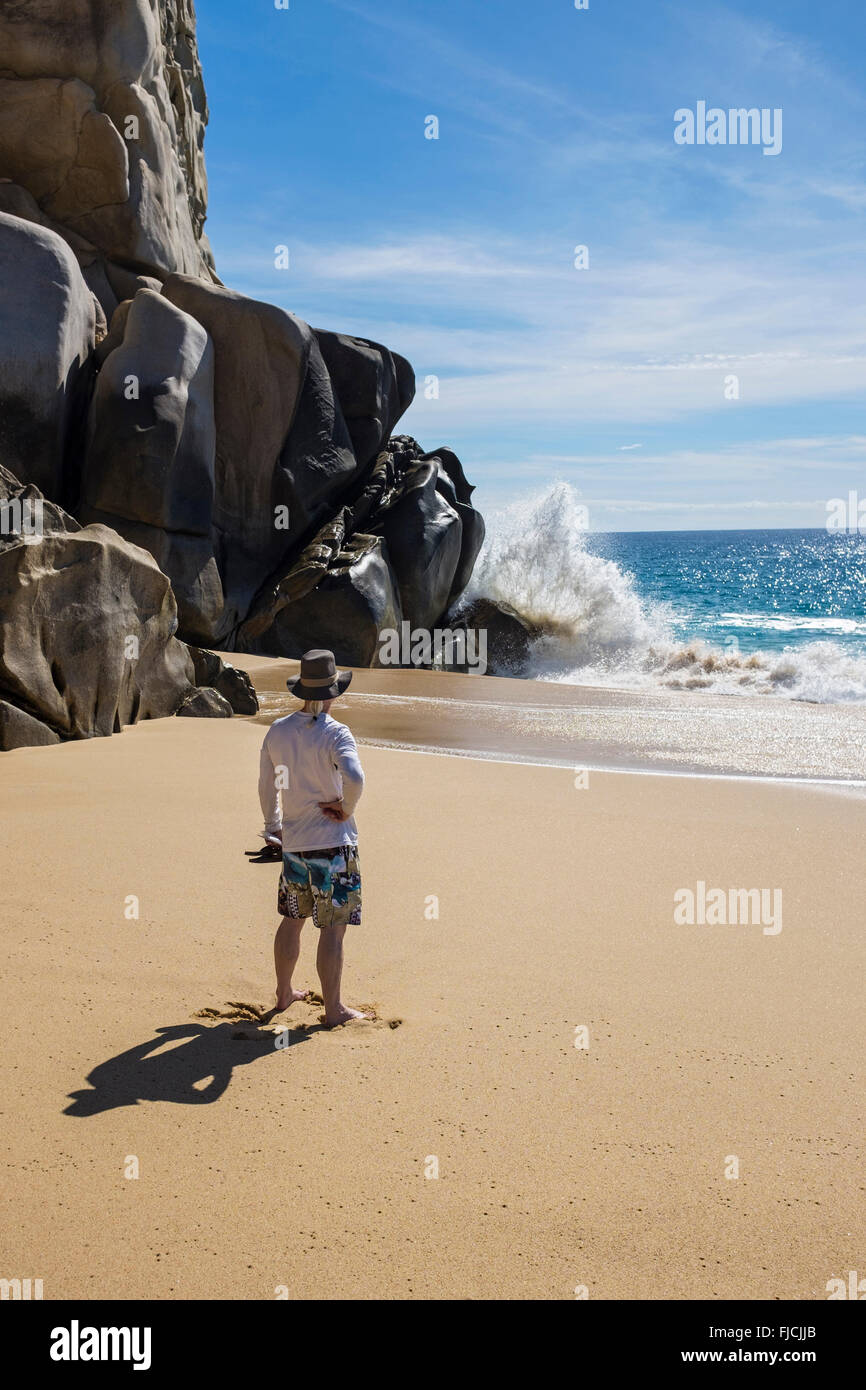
[462,483,866,703]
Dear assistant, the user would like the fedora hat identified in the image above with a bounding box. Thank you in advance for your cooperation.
[286,648,352,701]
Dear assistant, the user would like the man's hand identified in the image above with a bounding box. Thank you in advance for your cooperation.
[319,799,348,822]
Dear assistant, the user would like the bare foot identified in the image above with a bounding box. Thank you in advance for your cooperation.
[272,988,310,1013]
[324,1004,371,1029]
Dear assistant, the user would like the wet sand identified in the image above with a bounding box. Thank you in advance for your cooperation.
[233,654,866,783]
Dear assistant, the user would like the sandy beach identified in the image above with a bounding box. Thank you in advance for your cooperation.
[3,0,866,1334]
[1,663,864,1300]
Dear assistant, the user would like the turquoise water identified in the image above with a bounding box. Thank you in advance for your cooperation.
[467,488,866,703]
[587,528,866,658]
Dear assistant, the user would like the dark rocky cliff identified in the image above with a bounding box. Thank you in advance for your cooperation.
[0,0,485,748]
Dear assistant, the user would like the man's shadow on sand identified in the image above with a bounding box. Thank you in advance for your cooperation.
[64,1021,314,1116]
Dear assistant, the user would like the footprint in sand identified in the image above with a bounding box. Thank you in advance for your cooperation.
[195,998,402,1040]
[194,1000,273,1023]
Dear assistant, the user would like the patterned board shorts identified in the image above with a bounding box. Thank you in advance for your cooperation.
[277,844,362,928]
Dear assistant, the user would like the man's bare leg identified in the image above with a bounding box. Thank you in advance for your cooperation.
[273,915,309,1010]
[316,921,369,1027]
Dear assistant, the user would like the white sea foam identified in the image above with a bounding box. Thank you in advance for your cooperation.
[717,612,866,637]
[460,484,866,704]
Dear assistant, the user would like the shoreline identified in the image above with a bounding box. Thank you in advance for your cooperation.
[334,738,866,795]
[228,654,866,784]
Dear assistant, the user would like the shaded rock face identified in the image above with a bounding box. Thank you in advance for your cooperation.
[378,458,465,631]
[236,436,484,666]
[247,535,403,668]
[449,598,540,677]
[366,437,485,640]
[313,330,414,473]
[185,645,258,715]
[79,287,222,643]
[0,699,60,750]
[161,274,362,641]
[0,465,194,744]
[0,1,488,750]
[0,213,96,501]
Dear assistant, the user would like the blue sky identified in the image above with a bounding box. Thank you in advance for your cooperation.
[196,0,866,530]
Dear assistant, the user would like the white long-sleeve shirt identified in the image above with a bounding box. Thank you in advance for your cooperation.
[258,711,365,851]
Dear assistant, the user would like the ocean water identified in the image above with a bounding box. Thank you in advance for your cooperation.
[463,484,866,703]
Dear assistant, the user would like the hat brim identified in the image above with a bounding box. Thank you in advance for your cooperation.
[286,669,352,701]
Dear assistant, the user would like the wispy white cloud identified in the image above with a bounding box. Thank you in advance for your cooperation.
[525,436,866,475]
[204,0,866,529]
[216,223,866,433]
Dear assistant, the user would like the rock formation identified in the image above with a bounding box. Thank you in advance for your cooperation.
[0,0,485,750]
[0,464,195,744]
[237,436,484,666]
[79,286,221,643]
[449,598,540,677]
[185,646,258,715]
[0,0,215,293]
[0,212,96,502]
[176,686,232,718]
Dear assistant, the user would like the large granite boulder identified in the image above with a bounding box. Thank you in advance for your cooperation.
[185,645,258,715]
[313,329,415,472]
[376,457,464,630]
[0,0,214,280]
[367,438,484,628]
[243,534,402,668]
[95,519,223,649]
[425,445,486,605]
[0,700,60,751]
[0,180,163,324]
[450,598,540,677]
[0,464,194,742]
[176,686,232,718]
[235,434,484,664]
[82,290,215,531]
[0,179,115,325]
[78,288,223,644]
[161,274,361,639]
[0,212,96,501]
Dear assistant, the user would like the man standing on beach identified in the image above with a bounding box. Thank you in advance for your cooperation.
[258,649,368,1028]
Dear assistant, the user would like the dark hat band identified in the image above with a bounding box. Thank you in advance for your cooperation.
[299,672,339,687]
